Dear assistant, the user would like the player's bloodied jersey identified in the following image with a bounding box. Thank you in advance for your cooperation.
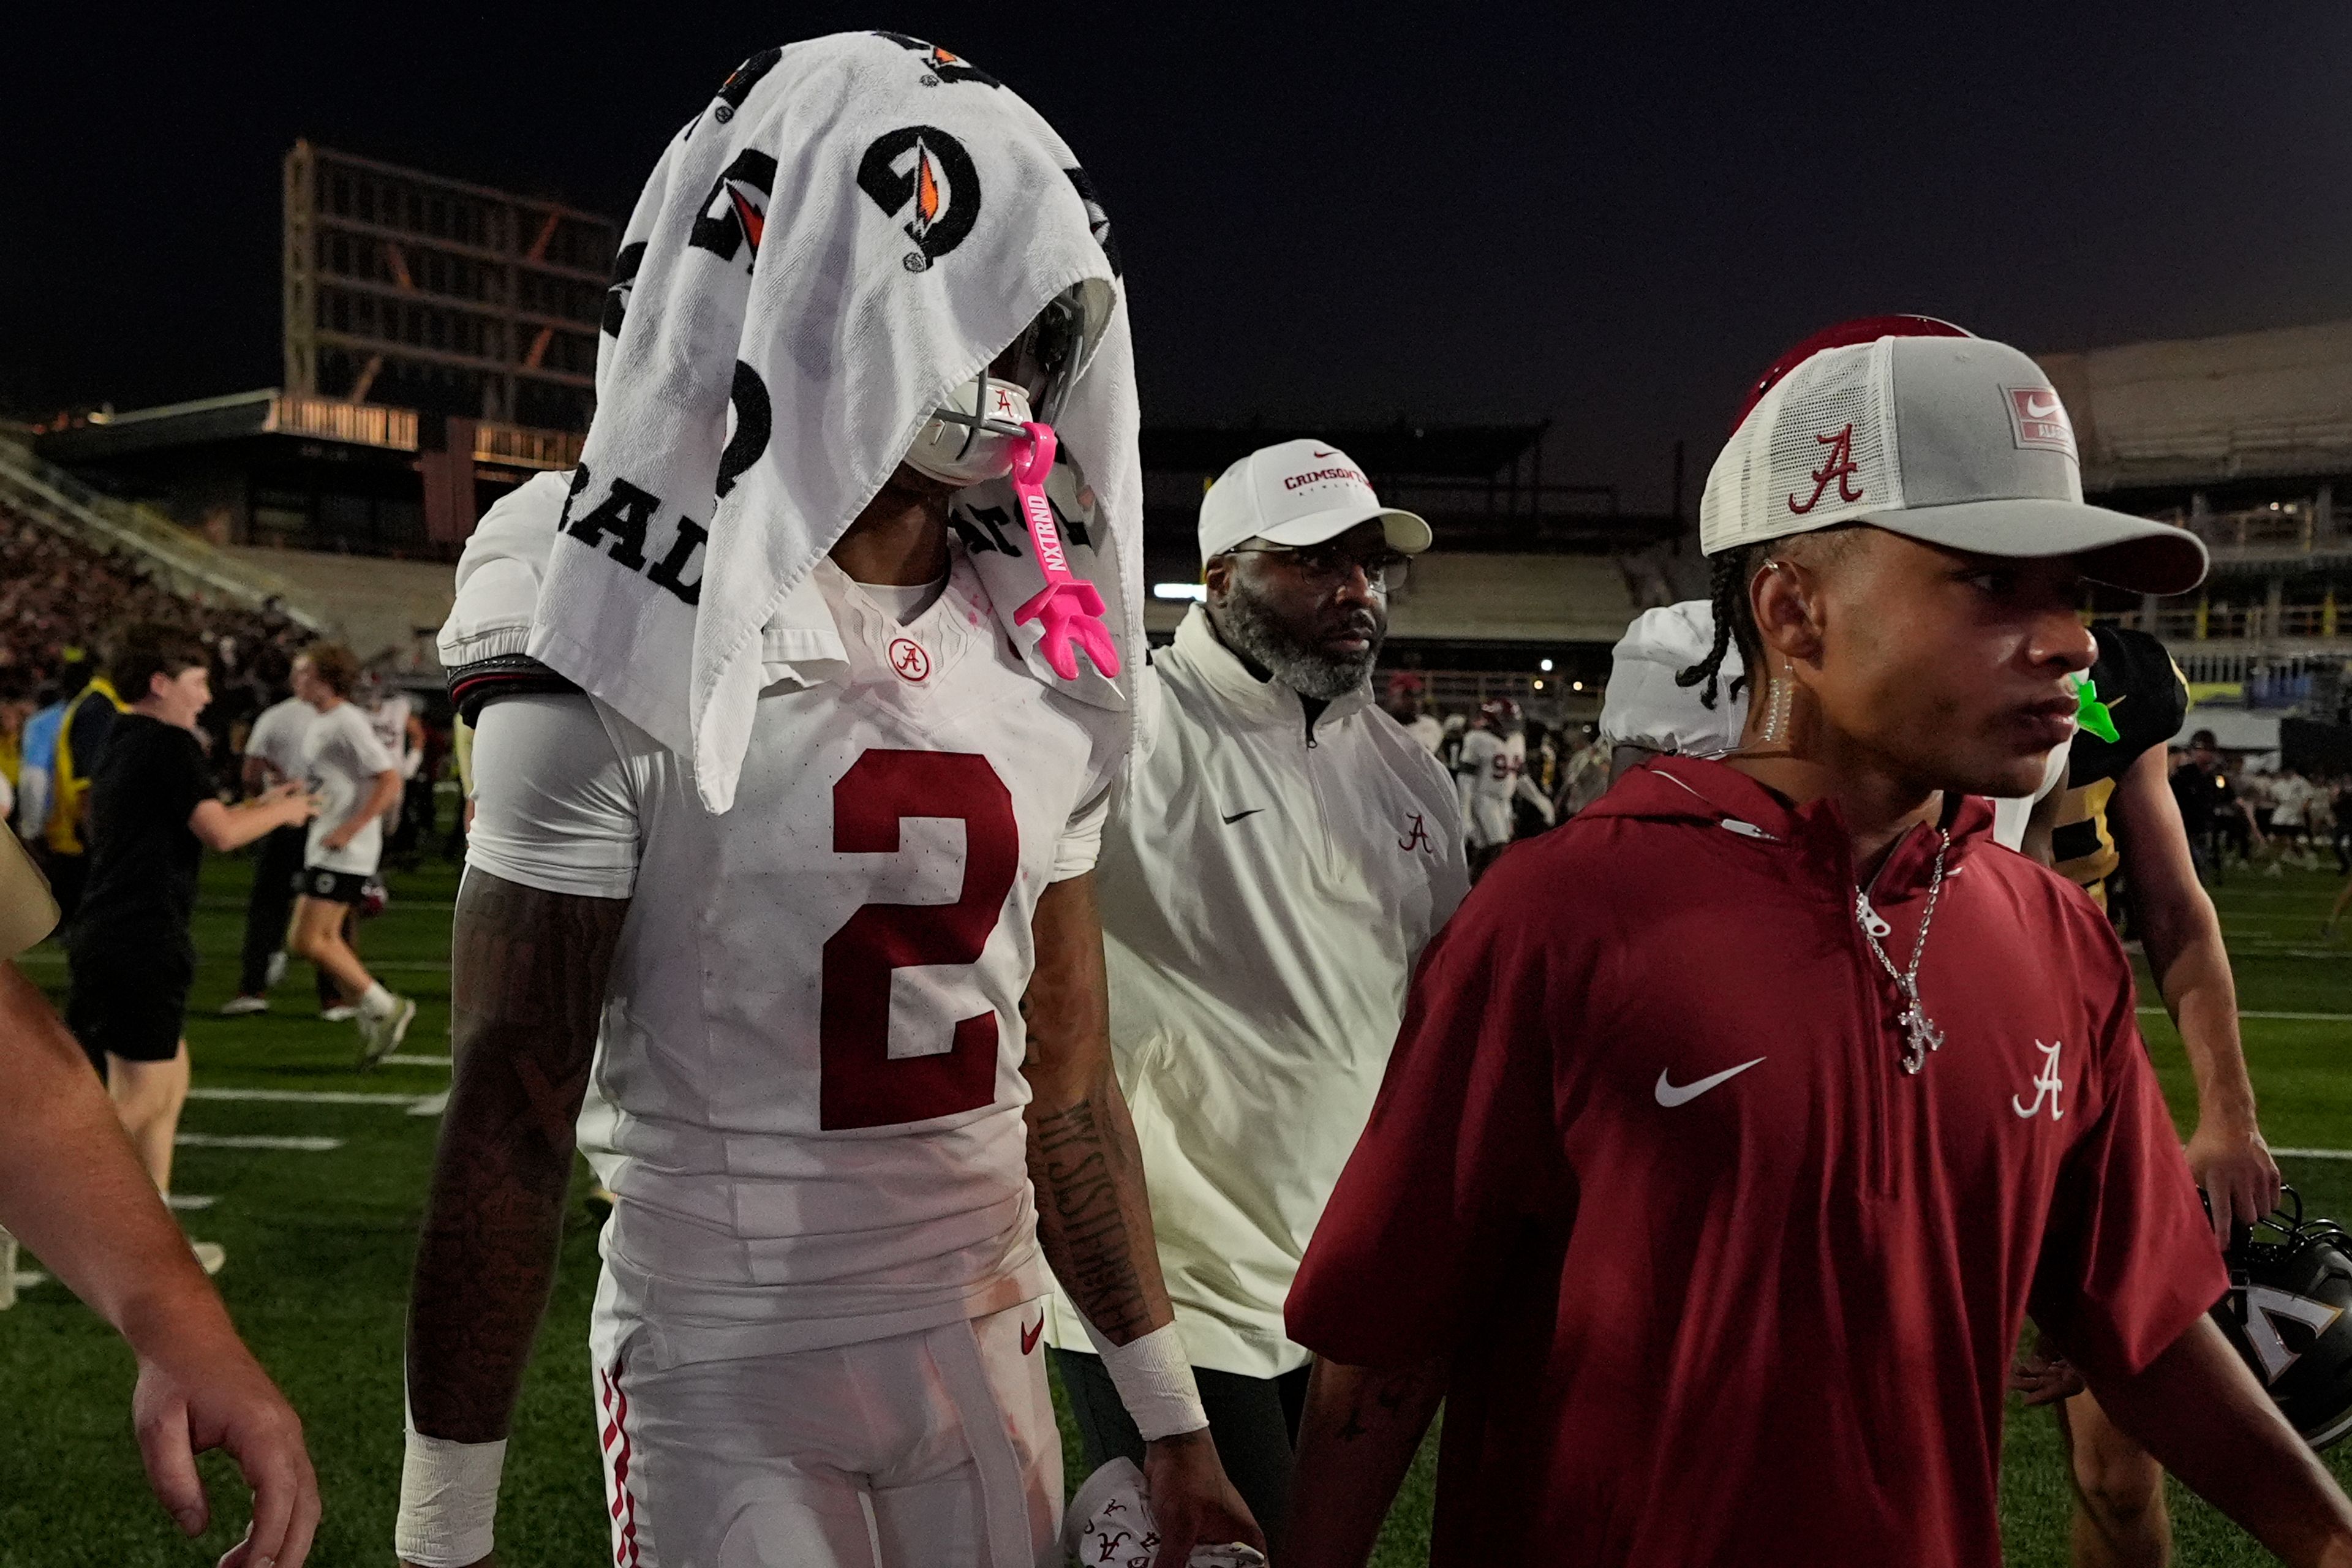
[470,549,1121,1355]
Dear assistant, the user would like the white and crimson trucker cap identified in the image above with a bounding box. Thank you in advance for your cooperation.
[1699,330,2207,595]
[1198,438,1433,565]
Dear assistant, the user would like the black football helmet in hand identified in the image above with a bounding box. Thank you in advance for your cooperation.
[2210,1186,2352,1449]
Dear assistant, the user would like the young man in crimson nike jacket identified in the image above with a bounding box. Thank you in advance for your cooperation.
[1280,321,2352,1568]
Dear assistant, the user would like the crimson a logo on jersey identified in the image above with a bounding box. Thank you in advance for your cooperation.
[888,638,933,683]
[859,127,981,273]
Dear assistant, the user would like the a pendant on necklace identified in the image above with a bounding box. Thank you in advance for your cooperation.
[1898,992,1946,1074]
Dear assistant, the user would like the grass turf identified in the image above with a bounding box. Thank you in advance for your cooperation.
[0,853,2346,1565]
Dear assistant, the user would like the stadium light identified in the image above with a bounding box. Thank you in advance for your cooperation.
[1572,680,1585,692]
[1153,582,1207,602]
[1539,658,1554,672]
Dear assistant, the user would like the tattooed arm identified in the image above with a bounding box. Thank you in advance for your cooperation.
[1021,872,1261,1566]
[1283,1355,1449,1568]
[404,870,625,1446]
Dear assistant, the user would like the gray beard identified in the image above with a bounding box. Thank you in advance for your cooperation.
[1216,578,1381,702]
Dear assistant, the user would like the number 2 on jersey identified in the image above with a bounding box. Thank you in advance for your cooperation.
[820,750,1020,1131]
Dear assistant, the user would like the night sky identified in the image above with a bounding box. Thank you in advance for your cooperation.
[6,5,2348,508]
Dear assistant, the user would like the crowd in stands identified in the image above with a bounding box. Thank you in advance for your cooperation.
[0,509,317,818]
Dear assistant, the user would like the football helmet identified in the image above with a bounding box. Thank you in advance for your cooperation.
[903,282,1109,488]
[2211,1186,2352,1449]
[1479,697,1523,729]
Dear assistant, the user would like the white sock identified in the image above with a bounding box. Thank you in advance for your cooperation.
[361,982,398,1018]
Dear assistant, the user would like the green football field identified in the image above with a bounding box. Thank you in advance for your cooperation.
[2,850,2349,1566]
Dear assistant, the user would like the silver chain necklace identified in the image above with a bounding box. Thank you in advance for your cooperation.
[1853,827,1951,1074]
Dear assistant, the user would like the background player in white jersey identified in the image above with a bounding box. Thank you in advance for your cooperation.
[401,35,1256,1568]
[221,682,320,1016]
[283,644,413,1064]
[1456,697,1549,873]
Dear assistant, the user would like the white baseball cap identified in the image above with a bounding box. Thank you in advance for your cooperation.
[1197,438,1433,565]
[1700,331,2207,594]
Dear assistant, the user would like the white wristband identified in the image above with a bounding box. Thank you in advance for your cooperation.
[394,1428,507,1567]
[1081,1317,1209,1441]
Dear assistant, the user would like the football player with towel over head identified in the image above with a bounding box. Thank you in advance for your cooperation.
[402,34,1256,1568]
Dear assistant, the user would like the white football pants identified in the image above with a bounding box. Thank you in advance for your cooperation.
[591,1291,1061,1567]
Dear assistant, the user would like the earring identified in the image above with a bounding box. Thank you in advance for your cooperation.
[1760,663,1793,746]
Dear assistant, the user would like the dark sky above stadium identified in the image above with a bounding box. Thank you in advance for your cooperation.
[6,5,2348,508]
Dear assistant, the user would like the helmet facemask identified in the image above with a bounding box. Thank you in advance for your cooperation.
[902,285,1096,488]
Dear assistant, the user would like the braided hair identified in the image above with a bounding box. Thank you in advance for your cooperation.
[1674,545,1763,711]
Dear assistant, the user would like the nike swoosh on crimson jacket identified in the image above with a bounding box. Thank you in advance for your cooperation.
[1287,757,2223,1568]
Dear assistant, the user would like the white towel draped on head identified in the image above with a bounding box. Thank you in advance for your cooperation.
[527,31,1139,813]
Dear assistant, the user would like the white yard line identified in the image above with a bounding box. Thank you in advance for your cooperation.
[175,1134,344,1152]
[165,1194,217,1211]
[187,1088,429,1107]
[382,1054,451,1068]
[2274,1148,2352,1161]
[407,1091,450,1118]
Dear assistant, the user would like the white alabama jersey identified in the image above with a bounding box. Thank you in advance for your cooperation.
[1458,728,1525,849]
[470,551,1123,1361]
[1457,728,1526,807]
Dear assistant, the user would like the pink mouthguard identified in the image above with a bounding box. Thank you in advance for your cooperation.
[1008,422,1120,682]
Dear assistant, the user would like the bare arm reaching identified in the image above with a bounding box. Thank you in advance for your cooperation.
[1283,1354,1449,1568]
[1020,871,1262,1568]
[0,960,318,1568]
[2111,745,2280,1238]
[2092,1315,2352,1567]
[190,782,315,854]
[405,870,625,1445]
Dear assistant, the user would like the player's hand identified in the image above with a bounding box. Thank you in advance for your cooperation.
[2008,1329,2086,1408]
[1144,1428,1265,1568]
[262,782,318,826]
[2187,1114,2283,1245]
[131,1331,319,1568]
[321,827,354,852]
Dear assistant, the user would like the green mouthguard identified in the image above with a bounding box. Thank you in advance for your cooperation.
[2073,673,2120,744]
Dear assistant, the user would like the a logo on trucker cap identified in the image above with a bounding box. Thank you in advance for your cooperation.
[2007,386,2078,458]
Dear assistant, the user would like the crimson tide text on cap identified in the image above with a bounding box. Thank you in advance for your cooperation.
[1198,439,1434,565]
[1700,331,2208,595]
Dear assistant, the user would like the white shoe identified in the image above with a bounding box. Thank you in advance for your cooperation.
[265,952,288,988]
[356,997,418,1071]
[190,1241,226,1276]
[218,995,269,1017]
[320,1004,358,1023]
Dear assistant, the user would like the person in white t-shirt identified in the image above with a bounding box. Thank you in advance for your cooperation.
[283,645,412,1065]
[220,690,322,1016]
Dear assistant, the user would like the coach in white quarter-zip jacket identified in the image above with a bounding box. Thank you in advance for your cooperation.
[1043,438,1468,1537]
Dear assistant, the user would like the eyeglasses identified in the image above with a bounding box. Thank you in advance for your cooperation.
[1226,541,1412,591]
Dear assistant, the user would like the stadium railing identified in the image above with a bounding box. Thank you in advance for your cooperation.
[0,432,328,633]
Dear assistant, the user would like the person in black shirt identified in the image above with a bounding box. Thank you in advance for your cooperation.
[65,625,313,1250]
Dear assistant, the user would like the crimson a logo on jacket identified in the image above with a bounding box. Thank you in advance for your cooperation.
[1288,756,2223,1568]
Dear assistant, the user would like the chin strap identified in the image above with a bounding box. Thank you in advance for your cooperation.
[1007,421,1120,681]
